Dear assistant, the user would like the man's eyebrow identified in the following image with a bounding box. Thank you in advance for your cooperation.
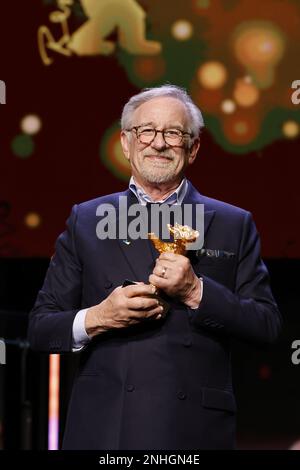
[136,122,155,127]
[137,122,185,130]
[168,124,185,130]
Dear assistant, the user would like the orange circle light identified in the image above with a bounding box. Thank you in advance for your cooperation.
[25,212,41,228]
[234,79,260,107]
[223,113,259,145]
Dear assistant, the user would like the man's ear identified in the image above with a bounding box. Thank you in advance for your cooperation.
[120,131,130,161]
[188,137,200,164]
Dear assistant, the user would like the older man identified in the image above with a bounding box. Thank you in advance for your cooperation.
[29,85,281,450]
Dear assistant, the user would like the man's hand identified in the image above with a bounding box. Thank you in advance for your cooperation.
[149,253,202,308]
[85,283,164,338]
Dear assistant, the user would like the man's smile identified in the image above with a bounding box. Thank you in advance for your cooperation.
[144,154,173,162]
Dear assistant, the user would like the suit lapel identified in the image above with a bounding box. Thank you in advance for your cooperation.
[116,191,156,283]
[117,238,156,283]
[203,211,215,240]
[182,181,216,242]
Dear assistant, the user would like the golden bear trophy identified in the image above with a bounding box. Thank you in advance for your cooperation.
[148,222,199,256]
[147,223,199,316]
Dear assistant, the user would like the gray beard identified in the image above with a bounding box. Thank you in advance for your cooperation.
[137,152,180,183]
[140,163,178,183]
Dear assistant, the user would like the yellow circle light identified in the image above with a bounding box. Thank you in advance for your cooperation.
[21,115,42,135]
[171,20,193,41]
[25,212,41,228]
[221,99,236,114]
[197,61,227,90]
[282,121,299,139]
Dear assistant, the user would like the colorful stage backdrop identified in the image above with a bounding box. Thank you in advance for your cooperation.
[0,0,299,257]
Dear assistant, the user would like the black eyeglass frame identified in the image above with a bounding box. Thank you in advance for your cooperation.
[127,126,193,146]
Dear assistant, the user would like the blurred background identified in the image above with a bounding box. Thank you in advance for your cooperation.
[0,0,299,450]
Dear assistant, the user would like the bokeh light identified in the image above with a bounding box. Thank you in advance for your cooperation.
[233,78,260,107]
[259,364,272,380]
[171,20,193,41]
[233,21,286,89]
[282,120,299,139]
[234,121,248,135]
[21,114,42,135]
[25,212,41,229]
[197,61,227,90]
[101,124,131,181]
[11,134,35,158]
[223,112,260,145]
[193,0,210,10]
[221,99,236,114]
[133,56,166,82]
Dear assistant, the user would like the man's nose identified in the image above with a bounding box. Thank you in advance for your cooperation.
[151,131,167,150]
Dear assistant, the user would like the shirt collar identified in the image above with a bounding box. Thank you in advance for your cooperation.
[129,176,188,206]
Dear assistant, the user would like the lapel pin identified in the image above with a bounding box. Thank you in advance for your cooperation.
[122,240,131,245]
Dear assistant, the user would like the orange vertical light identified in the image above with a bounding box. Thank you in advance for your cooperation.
[48,354,60,450]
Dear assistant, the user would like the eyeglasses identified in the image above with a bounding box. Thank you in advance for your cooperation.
[127,126,193,146]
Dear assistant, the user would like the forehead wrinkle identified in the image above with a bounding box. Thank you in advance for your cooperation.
[132,97,189,129]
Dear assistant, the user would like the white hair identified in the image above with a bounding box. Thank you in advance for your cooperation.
[121,84,204,138]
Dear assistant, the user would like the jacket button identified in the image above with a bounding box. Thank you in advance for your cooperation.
[183,337,192,347]
[126,384,135,392]
[104,280,113,289]
[177,391,186,400]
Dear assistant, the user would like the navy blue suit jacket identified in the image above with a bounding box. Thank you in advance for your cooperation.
[28,181,282,449]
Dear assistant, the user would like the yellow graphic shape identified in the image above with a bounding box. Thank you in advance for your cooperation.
[38,0,73,65]
[68,0,161,56]
[233,21,286,89]
[38,0,74,66]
